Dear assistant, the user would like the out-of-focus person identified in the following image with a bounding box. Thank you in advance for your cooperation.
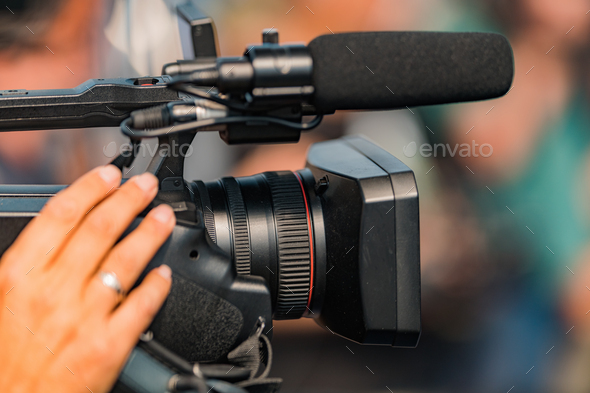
[423,0,590,392]
[0,0,106,183]
[0,0,238,184]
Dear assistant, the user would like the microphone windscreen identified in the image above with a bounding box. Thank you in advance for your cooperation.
[308,32,514,113]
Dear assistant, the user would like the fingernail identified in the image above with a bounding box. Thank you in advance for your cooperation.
[99,165,121,184]
[152,204,174,224]
[135,173,158,193]
[156,264,172,280]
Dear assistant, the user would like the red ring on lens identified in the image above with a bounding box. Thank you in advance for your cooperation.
[294,172,314,310]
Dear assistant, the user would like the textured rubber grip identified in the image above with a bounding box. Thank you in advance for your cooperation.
[221,177,252,275]
[264,172,311,320]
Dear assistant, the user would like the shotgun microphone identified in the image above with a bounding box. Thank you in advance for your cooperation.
[182,31,514,114]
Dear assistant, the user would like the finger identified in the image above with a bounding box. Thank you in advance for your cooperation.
[107,265,172,350]
[0,165,121,273]
[52,172,159,278]
[85,204,175,312]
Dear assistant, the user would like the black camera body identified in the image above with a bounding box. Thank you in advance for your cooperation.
[0,135,420,363]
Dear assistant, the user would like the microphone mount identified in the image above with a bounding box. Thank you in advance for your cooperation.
[165,30,316,106]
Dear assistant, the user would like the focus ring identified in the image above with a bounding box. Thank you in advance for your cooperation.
[264,172,311,320]
[221,178,251,275]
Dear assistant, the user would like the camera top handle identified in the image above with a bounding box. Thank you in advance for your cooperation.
[0,77,179,131]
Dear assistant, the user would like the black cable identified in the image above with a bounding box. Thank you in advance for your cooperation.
[120,114,323,139]
[139,339,194,374]
[121,76,325,143]
[171,375,209,393]
[168,78,310,115]
[167,78,253,113]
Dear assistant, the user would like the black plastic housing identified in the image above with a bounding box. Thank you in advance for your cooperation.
[305,136,421,347]
[0,185,273,363]
[0,136,421,355]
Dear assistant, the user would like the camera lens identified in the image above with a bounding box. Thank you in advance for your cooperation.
[193,170,325,320]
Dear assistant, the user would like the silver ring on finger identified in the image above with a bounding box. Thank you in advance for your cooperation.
[98,271,125,301]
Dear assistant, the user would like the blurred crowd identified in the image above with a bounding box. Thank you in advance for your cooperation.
[2,0,590,392]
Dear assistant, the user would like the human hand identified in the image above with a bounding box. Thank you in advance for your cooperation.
[0,165,175,393]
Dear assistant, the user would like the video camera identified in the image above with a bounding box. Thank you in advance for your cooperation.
[0,3,514,393]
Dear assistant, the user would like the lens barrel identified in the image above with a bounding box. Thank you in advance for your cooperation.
[193,170,325,320]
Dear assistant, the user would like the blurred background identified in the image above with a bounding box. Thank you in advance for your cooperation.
[2,0,590,392]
